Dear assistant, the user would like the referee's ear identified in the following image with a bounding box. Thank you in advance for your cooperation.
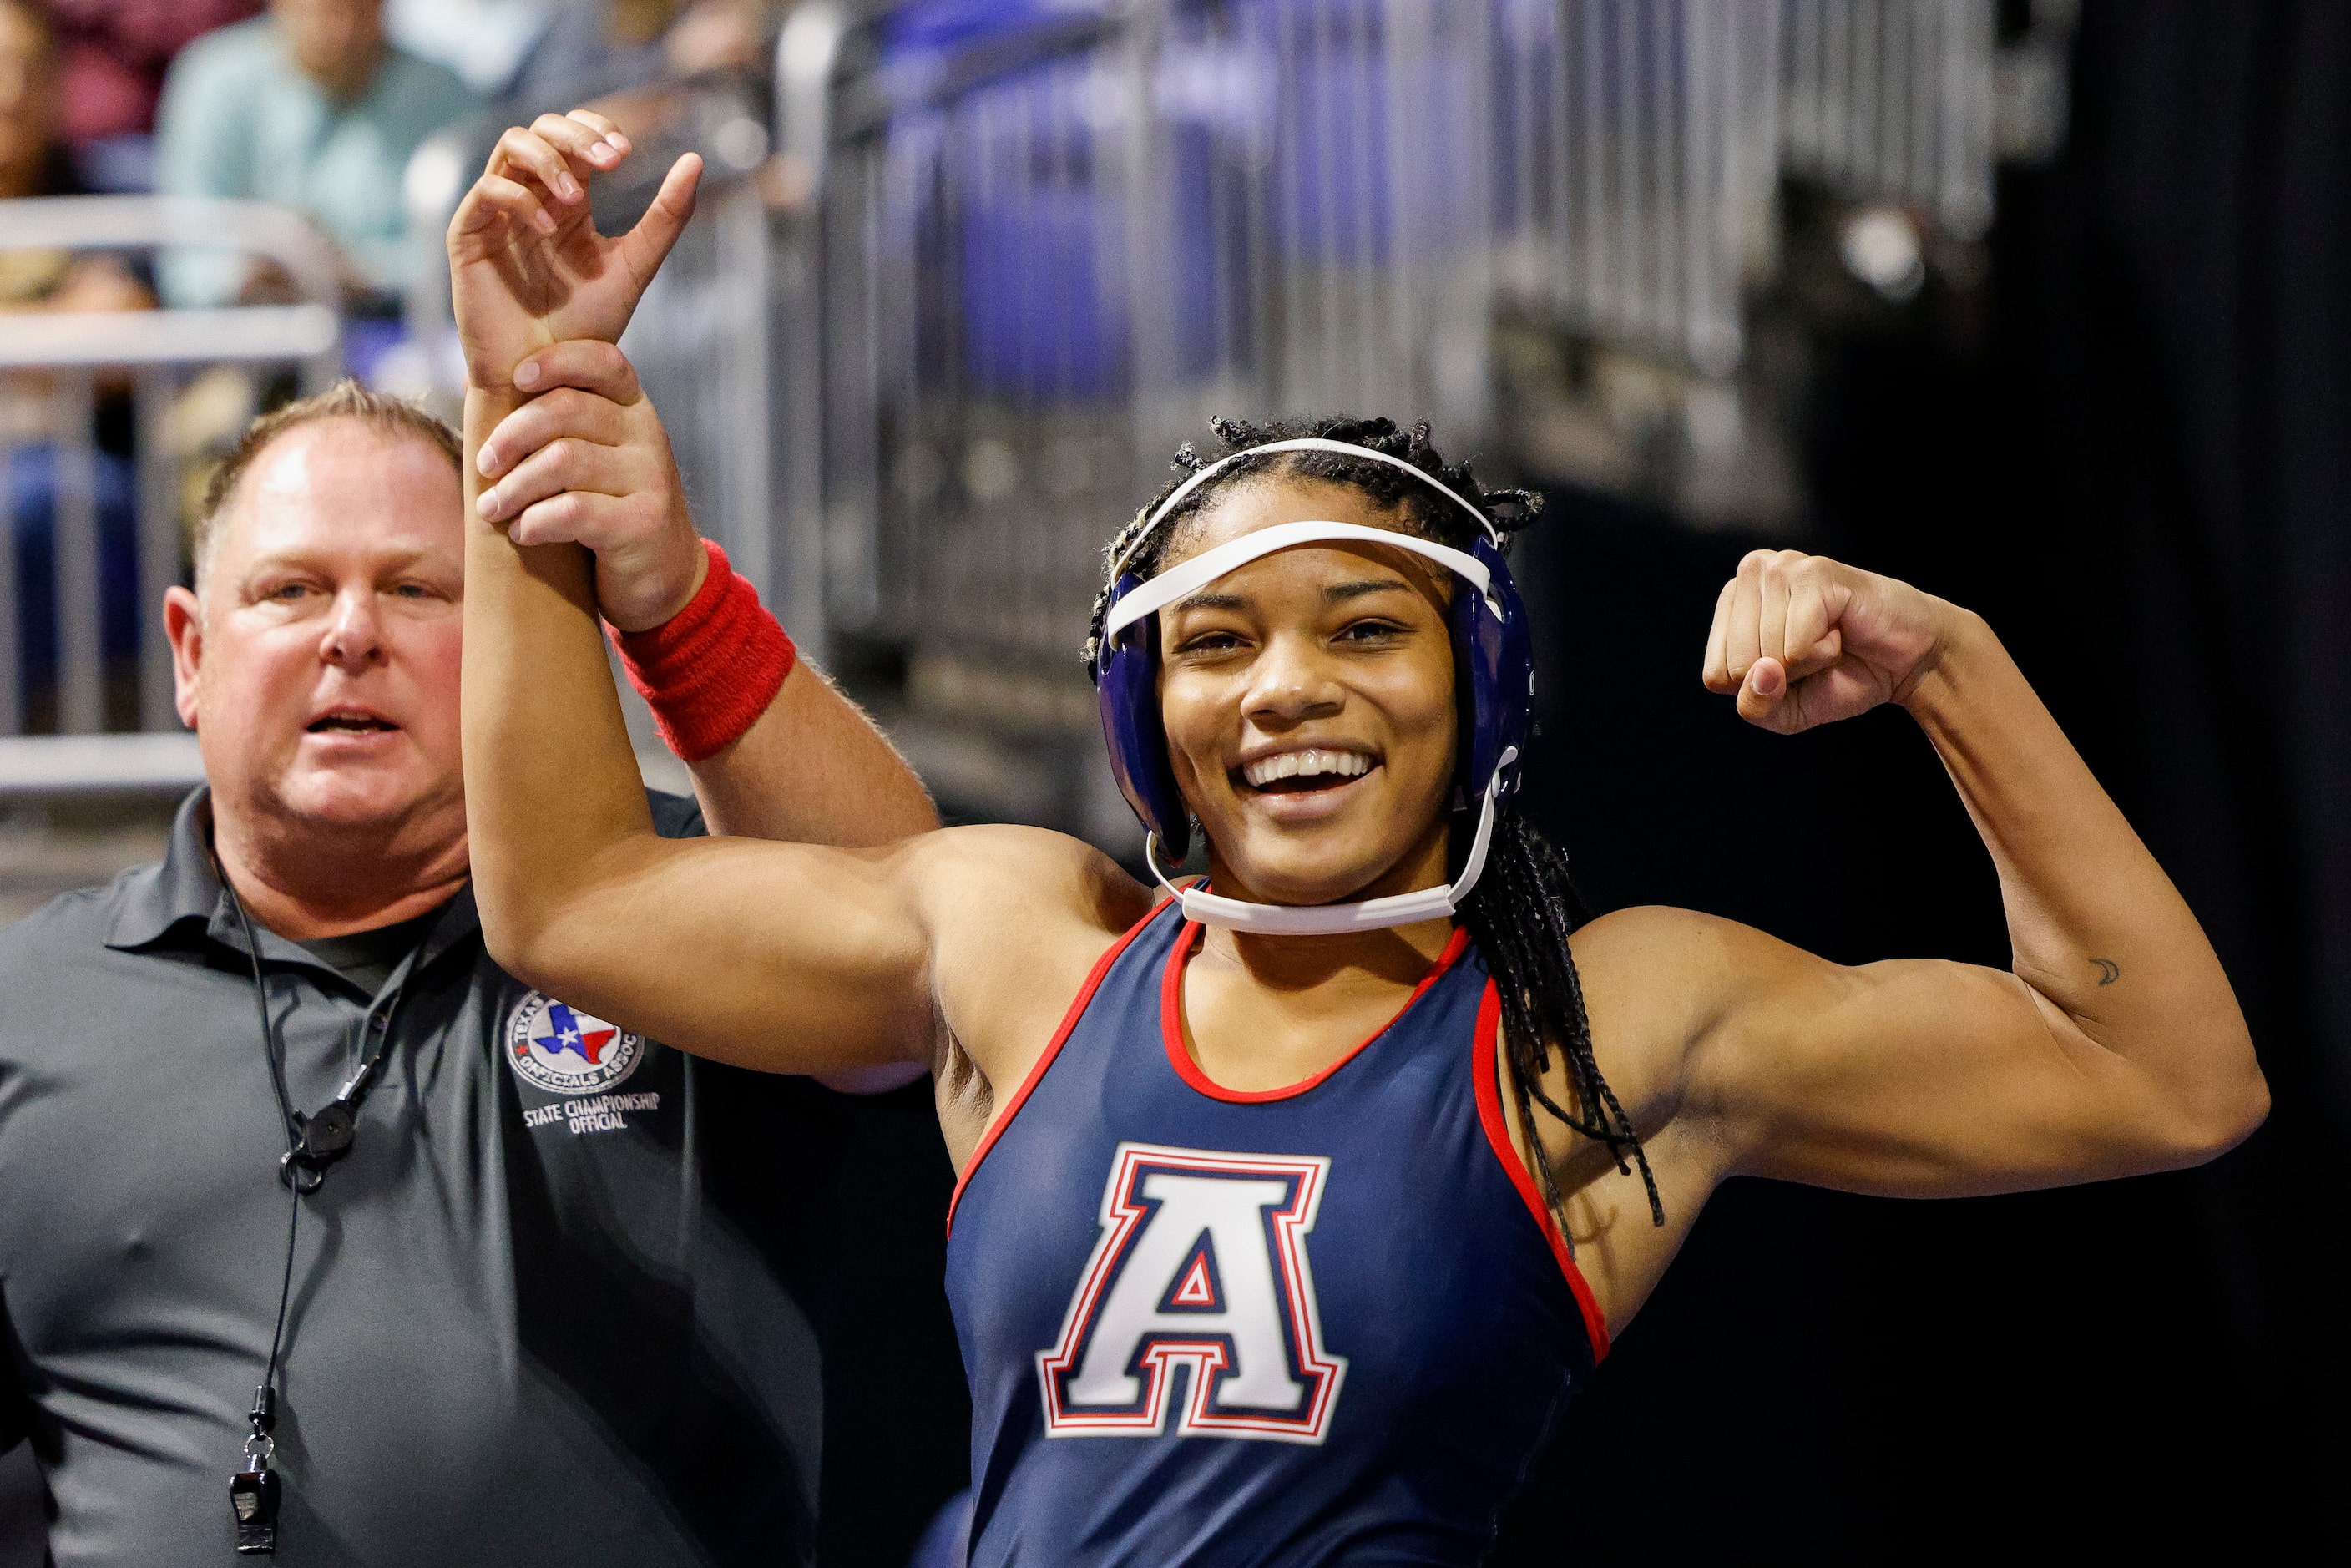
[164,586,204,731]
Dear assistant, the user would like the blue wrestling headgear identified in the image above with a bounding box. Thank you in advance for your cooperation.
[1090,438,1534,936]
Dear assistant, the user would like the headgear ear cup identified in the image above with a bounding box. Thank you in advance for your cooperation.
[1095,575,1192,862]
[1453,536,1534,802]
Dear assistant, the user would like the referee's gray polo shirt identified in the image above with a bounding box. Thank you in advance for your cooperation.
[0,788,837,1565]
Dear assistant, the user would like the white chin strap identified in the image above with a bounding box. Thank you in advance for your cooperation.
[1144,757,1510,936]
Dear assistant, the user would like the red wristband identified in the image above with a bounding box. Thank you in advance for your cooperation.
[609,539,796,763]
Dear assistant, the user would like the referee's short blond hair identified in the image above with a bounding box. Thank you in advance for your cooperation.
[195,381,463,590]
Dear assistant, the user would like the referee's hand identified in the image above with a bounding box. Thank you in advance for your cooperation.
[471,340,708,633]
[447,109,701,394]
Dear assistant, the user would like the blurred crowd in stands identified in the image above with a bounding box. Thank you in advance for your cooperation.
[5,0,770,307]
[2,0,777,731]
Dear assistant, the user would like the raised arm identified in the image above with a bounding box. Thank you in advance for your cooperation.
[446,115,938,1075]
[458,433,1126,1091]
[446,108,933,849]
[1666,552,2266,1194]
[458,377,933,1075]
[447,113,1126,1093]
[470,338,938,846]
[686,660,938,842]
[1539,554,2266,1333]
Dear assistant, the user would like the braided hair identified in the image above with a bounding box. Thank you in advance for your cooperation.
[1084,415,1663,1248]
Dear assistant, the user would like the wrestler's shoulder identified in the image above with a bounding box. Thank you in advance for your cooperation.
[916,828,1154,1071]
[912,823,1155,940]
[1570,903,1816,987]
[1567,903,1821,1079]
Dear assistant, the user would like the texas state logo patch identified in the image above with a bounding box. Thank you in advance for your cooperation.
[503,992,646,1096]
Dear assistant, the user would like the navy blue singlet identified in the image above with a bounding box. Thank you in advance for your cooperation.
[945,896,1609,1566]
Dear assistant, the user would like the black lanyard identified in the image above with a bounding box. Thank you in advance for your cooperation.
[216,865,423,1555]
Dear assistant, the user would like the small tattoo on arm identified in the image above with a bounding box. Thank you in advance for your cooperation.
[2092,958,2121,985]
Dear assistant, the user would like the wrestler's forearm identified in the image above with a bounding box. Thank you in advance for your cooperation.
[688,662,938,844]
[461,386,658,969]
[1904,613,2263,1130]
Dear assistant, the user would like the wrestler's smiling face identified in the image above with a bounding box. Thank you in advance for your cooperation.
[1155,475,1458,911]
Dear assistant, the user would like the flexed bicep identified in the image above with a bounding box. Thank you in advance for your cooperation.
[1696,929,2232,1196]
[1681,559,2262,1188]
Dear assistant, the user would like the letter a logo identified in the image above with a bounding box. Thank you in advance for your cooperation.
[1036,1142,1347,1444]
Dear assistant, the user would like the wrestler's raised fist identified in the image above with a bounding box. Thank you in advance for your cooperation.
[1701,549,1959,734]
[447,109,702,391]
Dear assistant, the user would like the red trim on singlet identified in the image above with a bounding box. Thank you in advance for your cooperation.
[1471,980,1611,1363]
[1160,923,1474,1103]
[945,897,1177,1237]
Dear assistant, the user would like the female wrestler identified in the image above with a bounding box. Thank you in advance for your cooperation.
[451,128,2263,1565]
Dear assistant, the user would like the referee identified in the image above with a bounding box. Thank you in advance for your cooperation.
[0,359,945,1560]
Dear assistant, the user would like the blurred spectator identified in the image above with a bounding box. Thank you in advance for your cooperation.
[2,0,153,356]
[2,0,163,728]
[0,0,83,206]
[46,0,261,190]
[0,0,148,309]
[385,0,552,96]
[501,0,759,121]
[153,0,476,309]
[2,0,159,729]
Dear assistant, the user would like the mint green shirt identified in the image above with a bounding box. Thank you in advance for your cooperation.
[154,17,478,306]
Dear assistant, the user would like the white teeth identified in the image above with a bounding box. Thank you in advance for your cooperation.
[1241,749,1373,787]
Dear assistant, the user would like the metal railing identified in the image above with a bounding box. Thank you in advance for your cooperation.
[1489,0,1785,377]
[1491,0,1995,367]
[0,7,2013,815]
[752,0,2013,837]
[403,83,795,638]
[626,158,782,629]
[0,197,341,782]
[393,89,798,794]
[774,2,2000,761]
[1781,0,1995,238]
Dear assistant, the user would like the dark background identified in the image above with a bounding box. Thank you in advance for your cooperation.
[1492,1,2349,1558]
